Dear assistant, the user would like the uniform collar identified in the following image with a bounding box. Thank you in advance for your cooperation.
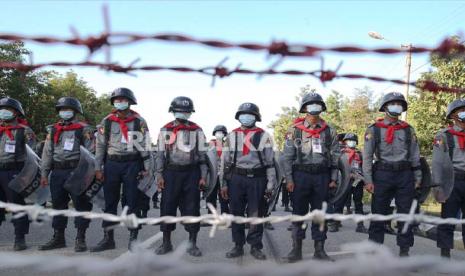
[383,118,401,125]
[453,124,465,132]
[58,119,79,126]
[304,118,322,129]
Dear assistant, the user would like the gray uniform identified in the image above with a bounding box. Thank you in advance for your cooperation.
[41,120,93,177]
[281,119,340,183]
[219,128,276,189]
[362,118,422,184]
[0,121,33,163]
[95,112,151,171]
[434,126,465,171]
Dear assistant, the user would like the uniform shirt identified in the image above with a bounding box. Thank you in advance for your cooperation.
[433,125,465,172]
[341,147,363,175]
[0,119,33,163]
[210,139,224,172]
[219,127,276,189]
[41,119,93,176]
[95,111,151,171]
[363,118,422,184]
[281,118,340,183]
[155,120,208,180]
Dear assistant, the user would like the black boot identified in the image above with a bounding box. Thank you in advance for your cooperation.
[75,229,87,252]
[39,229,66,251]
[128,229,139,250]
[186,233,202,257]
[399,247,409,257]
[327,221,339,233]
[250,246,266,260]
[313,240,333,261]
[355,222,368,233]
[285,238,302,263]
[225,244,244,258]
[90,230,115,252]
[440,248,451,258]
[155,232,173,255]
[13,235,27,251]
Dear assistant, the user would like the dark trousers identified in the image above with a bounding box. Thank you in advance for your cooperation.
[102,159,142,228]
[0,169,29,236]
[437,178,465,249]
[291,170,330,241]
[229,174,266,248]
[50,169,93,230]
[334,181,364,215]
[160,167,201,233]
[281,182,290,207]
[152,190,159,204]
[368,169,415,248]
[206,177,229,214]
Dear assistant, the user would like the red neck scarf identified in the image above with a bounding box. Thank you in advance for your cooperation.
[53,122,84,144]
[344,148,361,165]
[294,117,328,138]
[0,124,23,140]
[164,120,200,135]
[17,118,29,126]
[233,127,264,156]
[374,118,409,144]
[108,110,139,141]
[215,140,223,157]
[448,127,465,150]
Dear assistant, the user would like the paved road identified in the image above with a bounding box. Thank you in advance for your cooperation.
[0,204,464,275]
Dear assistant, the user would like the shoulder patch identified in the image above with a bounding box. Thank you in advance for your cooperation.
[365,132,372,141]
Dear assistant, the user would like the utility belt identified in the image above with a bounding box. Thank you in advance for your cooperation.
[292,163,330,174]
[107,154,141,162]
[374,161,412,172]
[232,167,267,178]
[0,161,24,170]
[53,160,79,170]
[166,163,199,171]
[455,170,465,181]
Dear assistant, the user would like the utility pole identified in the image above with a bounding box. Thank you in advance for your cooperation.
[401,43,412,121]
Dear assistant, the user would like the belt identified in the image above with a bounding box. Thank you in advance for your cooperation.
[107,154,141,162]
[53,160,79,170]
[374,161,412,171]
[232,167,267,178]
[293,164,330,174]
[166,164,199,171]
[455,171,465,180]
[0,162,24,170]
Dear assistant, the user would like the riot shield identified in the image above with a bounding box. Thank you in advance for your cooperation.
[417,156,432,204]
[266,151,285,215]
[203,147,219,199]
[8,145,41,197]
[432,144,454,202]
[330,154,352,204]
[138,152,157,198]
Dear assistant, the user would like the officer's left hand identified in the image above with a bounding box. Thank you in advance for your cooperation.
[415,182,421,190]
[199,178,207,191]
[328,181,337,189]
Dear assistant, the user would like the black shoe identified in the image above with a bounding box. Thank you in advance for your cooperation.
[399,247,409,257]
[75,229,87,252]
[128,229,138,250]
[39,229,66,251]
[13,235,27,251]
[328,222,339,233]
[355,223,368,233]
[155,242,173,255]
[187,233,202,257]
[440,248,451,258]
[264,222,274,230]
[285,239,302,263]
[250,247,266,260]
[90,230,115,252]
[225,245,244,258]
[313,240,333,261]
[284,206,293,212]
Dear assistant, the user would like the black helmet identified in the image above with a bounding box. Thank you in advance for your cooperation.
[212,125,228,136]
[343,133,358,143]
[169,96,195,113]
[0,97,25,117]
[235,102,261,122]
[299,92,327,113]
[446,98,465,119]
[379,92,408,112]
[55,97,83,114]
[110,87,137,105]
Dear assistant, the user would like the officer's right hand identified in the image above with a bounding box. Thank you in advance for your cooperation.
[157,177,165,191]
[365,183,374,194]
[287,181,295,193]
[40,177,48,187]
[220,187,229,200]
[95,170,104,182]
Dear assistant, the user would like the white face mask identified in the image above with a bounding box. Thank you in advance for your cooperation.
[215,132,225,140]
[386,104,403,116]
[59,110,74,120]
[174,112,191,121]
[238,114,256,127]
[114,101,129,111]
[346,140,357,148]
[458,111,465,122]
[306,103,323,115]
[0,109,14,120]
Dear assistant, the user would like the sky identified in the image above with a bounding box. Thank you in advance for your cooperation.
[1,0,465,140]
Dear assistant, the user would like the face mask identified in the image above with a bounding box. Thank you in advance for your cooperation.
[114,101,129,111]
[174,112,191,121]
[386,104,403,117]
[0,109,14,120]
[458,111,465,122]
[215,132,225,140]
[59,110,74,120]
[306,103,323,115]
[346,141,357,148]
[238,114,256,127]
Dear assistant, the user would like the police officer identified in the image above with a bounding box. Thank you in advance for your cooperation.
[219,102,276,260]
[206,125,229,214]
[331,133,367,233]
[91,88,151,252]
[0,97,35,250]
[363,92,421,257]
[155,96,207,257]
[39,97,94,252]
[281,92,339,262]
[433,99,465,258]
